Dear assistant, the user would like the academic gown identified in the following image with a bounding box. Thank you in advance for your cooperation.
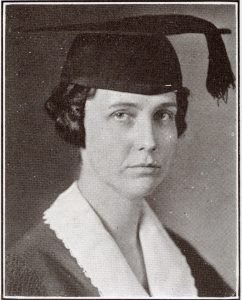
[5,182,235,297]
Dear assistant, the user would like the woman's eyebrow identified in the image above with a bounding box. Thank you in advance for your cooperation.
[158,102,177,109]
[108,102,140,109]
[152,103,178,112]
[108,101,177,110]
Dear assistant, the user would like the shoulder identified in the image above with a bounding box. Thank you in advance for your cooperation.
[5,222,51,296]
[5,221,99,297]
[6,251,45,296]
[5,222,68,296]
[166,228,236,297]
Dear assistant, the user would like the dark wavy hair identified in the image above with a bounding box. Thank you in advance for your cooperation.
[45,83,189,147]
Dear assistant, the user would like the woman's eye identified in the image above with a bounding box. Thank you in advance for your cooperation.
[155,111,175,122]
[161,112,171,121]
[113,112,130,121]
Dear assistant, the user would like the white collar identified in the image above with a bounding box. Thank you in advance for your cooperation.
[43,182,197,298]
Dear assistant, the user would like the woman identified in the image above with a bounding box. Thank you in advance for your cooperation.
[6,14,235,297]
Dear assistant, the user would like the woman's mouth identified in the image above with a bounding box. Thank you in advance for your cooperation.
[127,163,161,175]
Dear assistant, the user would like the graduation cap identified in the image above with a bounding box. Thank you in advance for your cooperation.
[25,14,235,102]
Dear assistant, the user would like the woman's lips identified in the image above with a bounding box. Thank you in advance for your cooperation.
[128,163,160,168]
[127,164,161,175]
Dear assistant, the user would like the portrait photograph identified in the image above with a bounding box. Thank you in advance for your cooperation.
[3,1,238,298]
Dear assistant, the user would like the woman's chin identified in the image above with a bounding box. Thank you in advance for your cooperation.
[123,177,162,199]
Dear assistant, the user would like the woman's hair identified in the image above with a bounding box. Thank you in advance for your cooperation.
[45,83,189,147]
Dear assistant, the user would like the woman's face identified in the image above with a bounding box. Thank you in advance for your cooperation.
[80,89,178,200]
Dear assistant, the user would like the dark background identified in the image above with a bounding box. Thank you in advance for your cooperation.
[5,3,237,290]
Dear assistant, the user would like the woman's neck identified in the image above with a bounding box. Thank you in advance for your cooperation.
[77,161,149,289]
[77,165,144,247]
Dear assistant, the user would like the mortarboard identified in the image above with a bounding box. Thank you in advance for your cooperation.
[23,14,235,102]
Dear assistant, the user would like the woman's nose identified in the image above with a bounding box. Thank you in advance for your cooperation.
[135,120,157,152]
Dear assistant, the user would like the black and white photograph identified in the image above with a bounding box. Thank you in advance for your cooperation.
[3,2,238,298]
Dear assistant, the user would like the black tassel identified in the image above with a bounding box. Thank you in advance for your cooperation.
[206,32,235,103]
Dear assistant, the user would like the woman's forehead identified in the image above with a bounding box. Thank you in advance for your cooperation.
[90,89,177,110]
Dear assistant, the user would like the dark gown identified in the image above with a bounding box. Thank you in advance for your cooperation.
[5,221,235,297]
